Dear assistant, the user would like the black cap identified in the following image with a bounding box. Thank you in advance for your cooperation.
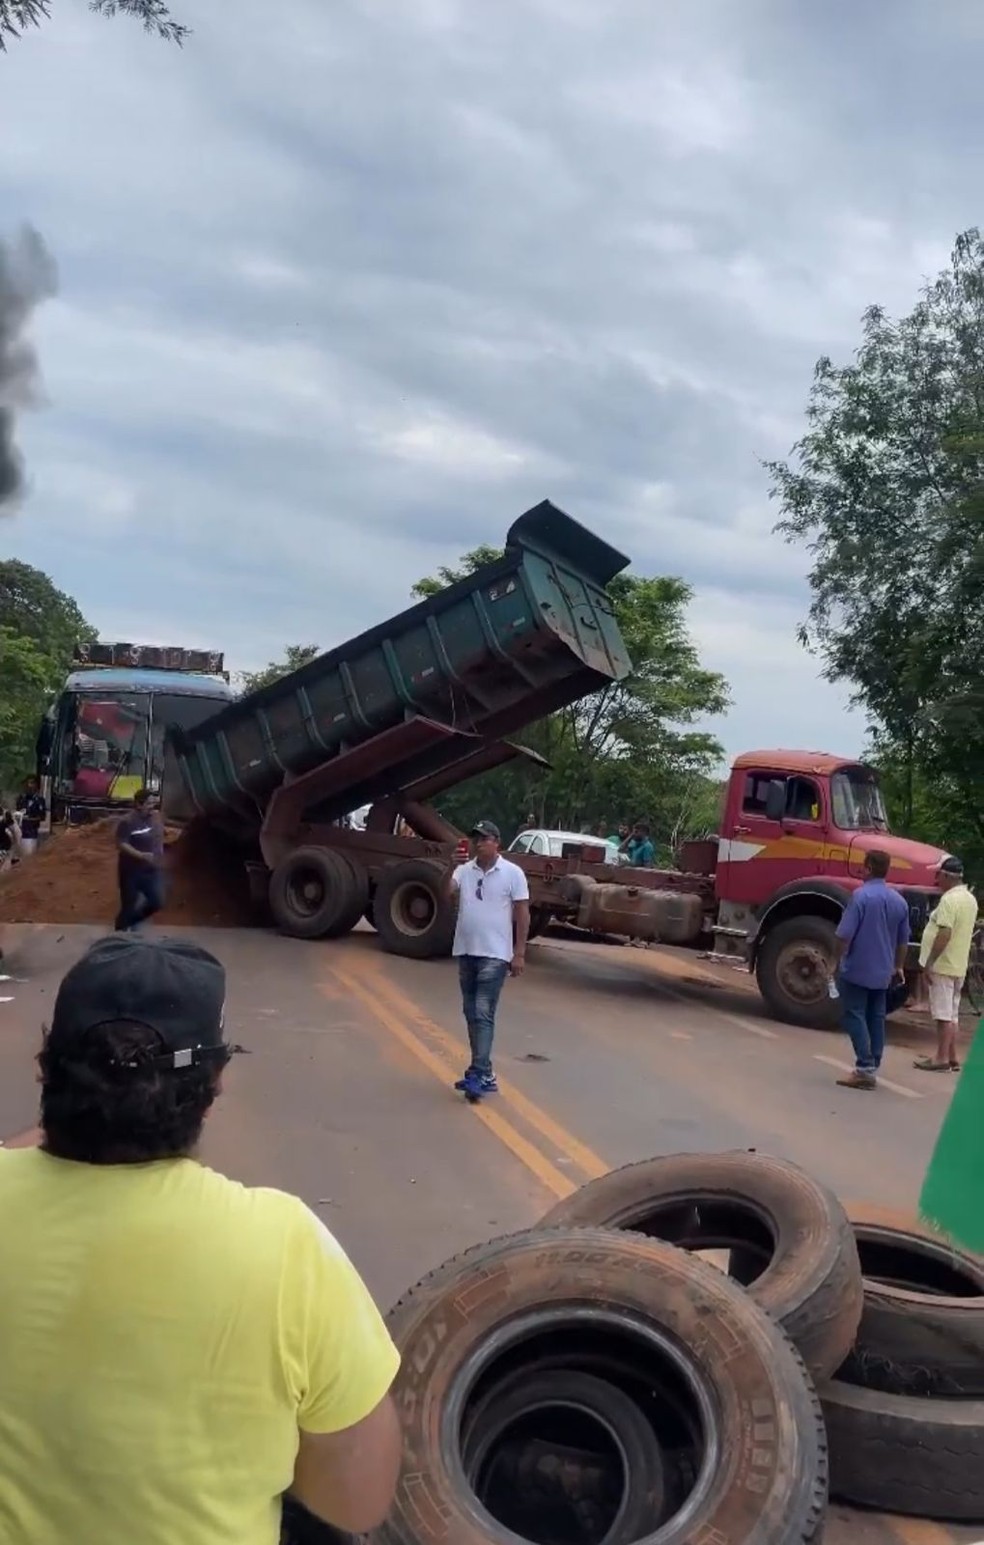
[471,820,501,840]
[938,855,964,876]
[50,935,228,1070]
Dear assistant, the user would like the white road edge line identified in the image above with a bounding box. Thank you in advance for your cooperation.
[656,977,779,1038]
[813,1054,923,1100]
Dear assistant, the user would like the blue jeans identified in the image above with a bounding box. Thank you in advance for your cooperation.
[458,956,510,1077]
[115,865,165,932]
[839,977,886,1075]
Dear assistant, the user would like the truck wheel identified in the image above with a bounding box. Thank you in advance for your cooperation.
[374,859,455,959]
[379,1227,828,1545]
[756,915,840,1029]
[527,905,549,940]
[268,848,366,940]
[539,1150,862,1382]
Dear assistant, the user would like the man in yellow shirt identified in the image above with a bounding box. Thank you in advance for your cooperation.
[0,935,401,1545]
[915,856,980,1074]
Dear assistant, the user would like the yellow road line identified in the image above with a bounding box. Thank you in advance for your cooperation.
[351,951,609,1181]
[326,964,577,1202]
[888,1520,964,1545]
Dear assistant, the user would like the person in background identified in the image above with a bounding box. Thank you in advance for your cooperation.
[115,787,165,932]
[15,775,46,858]
[0,935,401,1544]
[831,849,909,1090]
[915,855,979,1073]
[0,810,16,869]
[448,820,530,1102]
[608,821,630,847]
[623,820,656,868]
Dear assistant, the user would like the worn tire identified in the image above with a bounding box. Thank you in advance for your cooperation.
[378,1227,828,1545]
[540,1150,862,1382]
[841,1203,984,1397]
[822,1377,984,1520]
[374,860,456,960]
[461,1368,667,1539]
[268,848,365,940]
[756,915,841,1029]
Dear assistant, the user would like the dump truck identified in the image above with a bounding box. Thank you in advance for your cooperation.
[164,500,949,1030]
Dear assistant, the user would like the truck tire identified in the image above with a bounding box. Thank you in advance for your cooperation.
[378,1227,828,1545]
[268,848,366,940]
[539,1150,862,1382]
[756,915,840,1029]
[374,859,456,959]
[461,1369,667,1539]
[822,1376,984,1520]
[840,1203,984,1397]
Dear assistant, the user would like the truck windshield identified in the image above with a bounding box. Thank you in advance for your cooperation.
[831,768,889,831]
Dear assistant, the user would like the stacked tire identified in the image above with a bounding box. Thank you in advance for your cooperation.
[282,1153,984,1543]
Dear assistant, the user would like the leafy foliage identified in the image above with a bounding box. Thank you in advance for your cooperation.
[0,560,94,790]
[769,228,984,877]
[237,644,320,695]
[411,548,728,853]
[0,0,189,49]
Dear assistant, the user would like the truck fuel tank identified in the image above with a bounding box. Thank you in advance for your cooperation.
[560,875,705,944]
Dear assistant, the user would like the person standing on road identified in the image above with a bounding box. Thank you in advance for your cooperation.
[115,787,165,932]
[0,935,401,1545]
[914,855,979,1074]
[831,849,910,1090]
[449,819,530,1102]
[15,775,46,858]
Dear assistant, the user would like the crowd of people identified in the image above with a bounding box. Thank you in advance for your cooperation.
[0,776,47,869]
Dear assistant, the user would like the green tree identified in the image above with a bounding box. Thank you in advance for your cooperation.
[0,0,187,48]
[238,644,320,696]
[769,228,984,870]
[411,549,728,850]
[0,562,93,790]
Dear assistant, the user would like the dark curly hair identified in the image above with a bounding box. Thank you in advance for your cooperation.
[39,1019,229,1165]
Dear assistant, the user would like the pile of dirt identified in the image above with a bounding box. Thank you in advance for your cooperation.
[0,819,254,928]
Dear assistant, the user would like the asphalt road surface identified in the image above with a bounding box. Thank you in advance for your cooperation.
[1,921,980,1545]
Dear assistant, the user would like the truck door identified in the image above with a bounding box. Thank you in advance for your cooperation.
[718,770,827,907]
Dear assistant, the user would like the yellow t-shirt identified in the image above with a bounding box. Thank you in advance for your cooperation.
[920,884,979,976]
[0,1150,400,1545]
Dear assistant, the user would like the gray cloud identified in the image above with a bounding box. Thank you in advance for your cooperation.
[2,0,981,755]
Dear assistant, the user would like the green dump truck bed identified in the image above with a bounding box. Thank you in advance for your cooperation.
[169,501,631,829]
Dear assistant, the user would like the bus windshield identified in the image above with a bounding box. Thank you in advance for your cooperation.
[831,768,889,831]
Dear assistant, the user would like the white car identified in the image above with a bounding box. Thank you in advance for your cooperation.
[508,828,626,865]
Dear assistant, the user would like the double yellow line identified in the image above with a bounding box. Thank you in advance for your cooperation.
[325,950,608,1201]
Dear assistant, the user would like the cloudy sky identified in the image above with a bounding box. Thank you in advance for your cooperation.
[1,0,979,761]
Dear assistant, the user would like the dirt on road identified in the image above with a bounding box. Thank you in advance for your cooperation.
[0,820,252,928]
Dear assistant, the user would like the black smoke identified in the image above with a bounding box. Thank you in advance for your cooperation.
[0,225,58,511]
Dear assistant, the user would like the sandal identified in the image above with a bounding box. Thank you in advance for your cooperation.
[949,1060,962,1072]
[913,1057,951,1072]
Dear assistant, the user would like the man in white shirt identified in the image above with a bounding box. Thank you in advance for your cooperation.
[448,820,530,1102]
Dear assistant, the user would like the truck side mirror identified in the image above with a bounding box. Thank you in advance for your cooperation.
[765,780,787,822]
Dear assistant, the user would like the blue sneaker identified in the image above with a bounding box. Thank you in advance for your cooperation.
[454,1069,478,1092]
[460,1071,484,1103]
[478,1074,498,1095]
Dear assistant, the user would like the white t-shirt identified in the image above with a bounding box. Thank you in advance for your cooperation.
[451,857,530,961]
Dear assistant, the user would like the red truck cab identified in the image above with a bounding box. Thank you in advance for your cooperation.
[714,751,949,1028]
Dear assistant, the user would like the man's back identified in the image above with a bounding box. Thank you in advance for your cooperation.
[839,878,909,989]
[0,1150,398,1545]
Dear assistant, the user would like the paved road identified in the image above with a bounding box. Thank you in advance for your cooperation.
[1,922,979,1545]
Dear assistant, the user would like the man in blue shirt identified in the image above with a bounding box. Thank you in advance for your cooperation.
[831,849,910,1089]
[623,820,656,868]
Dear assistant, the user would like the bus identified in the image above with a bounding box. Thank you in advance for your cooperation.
[37,643,236,824]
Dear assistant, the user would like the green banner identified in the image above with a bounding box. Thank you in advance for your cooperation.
[920,1016,984,1253]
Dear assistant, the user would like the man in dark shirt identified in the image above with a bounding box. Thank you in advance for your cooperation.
[115,788,165,932]
[831,849,910,1090]
[15,777,47,857]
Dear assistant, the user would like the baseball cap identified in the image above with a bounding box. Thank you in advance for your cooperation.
[49,935,230,1070]
[471,820,501,840]
[937,855,964,876]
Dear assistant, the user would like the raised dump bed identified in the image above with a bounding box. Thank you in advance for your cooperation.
[168,500,631,833]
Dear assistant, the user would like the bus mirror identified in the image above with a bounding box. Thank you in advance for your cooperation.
[765,780,787,822]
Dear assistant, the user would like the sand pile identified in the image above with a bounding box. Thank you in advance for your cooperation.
[0,820,253,928]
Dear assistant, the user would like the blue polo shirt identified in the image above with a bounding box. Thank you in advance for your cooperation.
[836,879,910,990]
